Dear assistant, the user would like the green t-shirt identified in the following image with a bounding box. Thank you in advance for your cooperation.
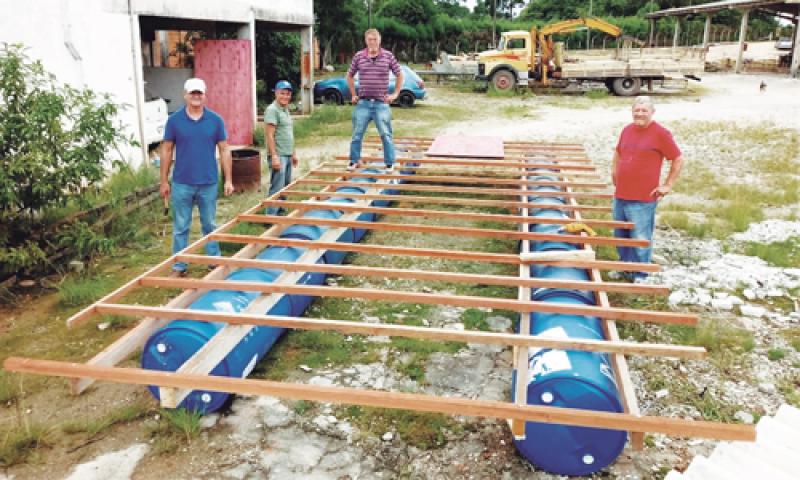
[264,101,294,155]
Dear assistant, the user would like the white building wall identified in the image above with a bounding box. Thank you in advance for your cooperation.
[0,0,313,169]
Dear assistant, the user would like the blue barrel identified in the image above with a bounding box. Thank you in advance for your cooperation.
[141,266,291,413]
[514,183,626,475]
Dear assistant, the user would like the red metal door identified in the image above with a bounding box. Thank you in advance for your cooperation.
[194,40,253,145]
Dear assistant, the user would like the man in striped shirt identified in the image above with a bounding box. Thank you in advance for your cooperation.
[347,28,403,172]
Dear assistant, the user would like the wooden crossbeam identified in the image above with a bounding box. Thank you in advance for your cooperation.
[139,277,695,325]
[259,200,632,230]
[3,357,755,441]
[363,147,593,163]
[174,255,666,295]
[94,304,703,359]
[334,155,597,170]
[209,233,662,271]
[237,214,646,248]
[281,190,613,213]
[296,179,611,199]
[315,166,595,180]
[309,171,607,189]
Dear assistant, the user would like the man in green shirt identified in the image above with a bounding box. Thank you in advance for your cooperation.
[264,80,298,214]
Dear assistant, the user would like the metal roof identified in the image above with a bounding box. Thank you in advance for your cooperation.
[645,0,800,19]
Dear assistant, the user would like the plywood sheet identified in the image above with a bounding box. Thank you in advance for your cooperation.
[426,135,504,158]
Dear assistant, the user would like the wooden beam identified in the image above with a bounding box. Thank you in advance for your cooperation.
[140,277,696,325]
[295,179,612,199]
[96,304,704,359]
[309,171,607,189]
[237,214,646,248]
[2,357,755,441]
[210,233,662,271]
[281,190,613,213]
[334,155,597,170]
[259,200,632,230]
[174,255,667,295]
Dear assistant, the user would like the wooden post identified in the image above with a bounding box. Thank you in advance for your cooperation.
[673,17,681,48]
[703,14,712,48]
[649,18,655,47]
[791,20,800,78]
[736,9,750,74]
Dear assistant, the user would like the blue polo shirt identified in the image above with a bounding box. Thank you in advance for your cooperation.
[164,107,227,185]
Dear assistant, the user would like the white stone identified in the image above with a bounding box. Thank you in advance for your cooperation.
[382,431,394,442]
[740,305,767,317]
[766,289,784,297]
[743,289,757,300]
[696,292,712,306]
[65,444,149,480]
[299,364,312,372]
[668,291,687,306]
[710,298,734,310]
[199,413,219,429]
[728,296,744,305]
[758,383,777,395]
[364,316,380,323]
[734,411,754,424]
[308,376,334,387]
[655,389,669,399]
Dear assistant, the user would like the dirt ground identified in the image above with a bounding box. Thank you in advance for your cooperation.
[2,70,799,480]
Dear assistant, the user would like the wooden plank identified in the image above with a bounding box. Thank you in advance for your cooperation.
[309,171,608,189]
[174,255,667,295]
[296,179,611,199]
[261,200,633,230]
[210,233,662,271]
[281,189,613,213]
[513,181,532,438]
[237,214,646,248]
[425,135,505,158]
[140,277,697,325]
[95,304,705,359]
[334,155,597,170]
[3,356,756,441]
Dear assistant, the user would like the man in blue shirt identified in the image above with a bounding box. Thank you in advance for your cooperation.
[160,77,233,276]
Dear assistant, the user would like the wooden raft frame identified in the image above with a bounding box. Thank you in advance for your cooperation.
[2,137,755,445]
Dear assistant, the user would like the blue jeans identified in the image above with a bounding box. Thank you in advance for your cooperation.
[350,99,394,167]
[613,198,657,279]
[171,182,221,272]
[266,155,293,215]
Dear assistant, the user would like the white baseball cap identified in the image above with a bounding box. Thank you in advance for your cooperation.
[184,78,206,93]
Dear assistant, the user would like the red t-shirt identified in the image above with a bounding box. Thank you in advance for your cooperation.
[615,121,681,202]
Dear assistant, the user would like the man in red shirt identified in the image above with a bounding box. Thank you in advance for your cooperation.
[612,96,684,281]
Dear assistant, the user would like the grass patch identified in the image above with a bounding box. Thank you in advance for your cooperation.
[744,237,800,267]
[767,348,787,361]
[782,328,800,352]
[294,105,353,141]
[253,329,380,381]
[62,402,150,437]
[585,88,609,100]
[0,423,55,467]
[462,308,492,331]
[778,374,800,408]
[341,405,461,449]
[146,408,204,454]
[57,274,115,307]
[0,371,22,405]
[501,104,537,118]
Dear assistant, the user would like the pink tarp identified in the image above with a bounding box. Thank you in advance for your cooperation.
[425,135,505,158]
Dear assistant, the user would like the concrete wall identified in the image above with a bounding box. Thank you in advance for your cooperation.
[144,67,193,113]
[0,0,313,168]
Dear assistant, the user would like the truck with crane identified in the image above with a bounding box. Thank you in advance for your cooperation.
[476,17,706,96]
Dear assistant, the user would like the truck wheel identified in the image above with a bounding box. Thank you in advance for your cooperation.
[491,70,515,91]
[611,77,641,97]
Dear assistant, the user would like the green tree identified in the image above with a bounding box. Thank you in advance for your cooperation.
[315,0,361,67]
[0,44,132,220]
[254,29,300,105]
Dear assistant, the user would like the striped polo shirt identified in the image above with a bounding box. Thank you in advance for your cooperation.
[348,48,401,100]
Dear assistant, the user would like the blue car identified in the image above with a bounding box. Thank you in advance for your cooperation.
[313,65,426,108]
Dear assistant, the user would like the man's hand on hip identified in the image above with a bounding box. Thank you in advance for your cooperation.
[651,184,671,199]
